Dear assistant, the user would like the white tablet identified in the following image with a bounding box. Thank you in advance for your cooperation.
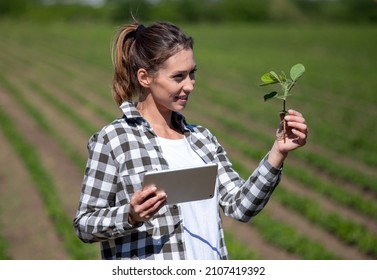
[143,163,218,205]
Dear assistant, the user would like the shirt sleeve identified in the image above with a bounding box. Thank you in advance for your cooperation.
[214,135,282,222]
[73,132,141,243]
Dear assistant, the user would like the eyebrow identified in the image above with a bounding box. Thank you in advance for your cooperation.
[172,65,198,74]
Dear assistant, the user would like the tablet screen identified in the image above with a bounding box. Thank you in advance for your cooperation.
[143,163,218,205]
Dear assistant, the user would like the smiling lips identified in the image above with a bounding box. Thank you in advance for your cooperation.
[176,95,188,104]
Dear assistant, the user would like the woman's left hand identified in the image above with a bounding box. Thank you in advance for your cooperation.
[277,109,308,154]
[267,109,308,168]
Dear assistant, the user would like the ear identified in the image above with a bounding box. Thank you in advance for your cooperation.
[137,68,152,88]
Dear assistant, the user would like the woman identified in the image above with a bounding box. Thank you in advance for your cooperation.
[73,21,308,260]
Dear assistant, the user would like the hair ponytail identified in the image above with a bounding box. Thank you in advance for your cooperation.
[112,22,139,106]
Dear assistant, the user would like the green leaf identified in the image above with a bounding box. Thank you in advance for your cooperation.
[269,71,280,81]
[260,72,279,86]
[279,71,287,82]
[290,63,305,81]
[264,91,278,101]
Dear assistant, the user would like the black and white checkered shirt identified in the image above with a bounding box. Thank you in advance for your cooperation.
[73,101,282,259]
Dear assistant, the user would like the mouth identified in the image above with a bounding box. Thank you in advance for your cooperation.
[176,95,188,103]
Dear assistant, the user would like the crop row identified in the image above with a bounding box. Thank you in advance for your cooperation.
[1,80,336,259]
[4,62,346,259]
[251,213,339,260]
[189,101,377,221]
[6,21,376,172]
[187,105,377,257]
[0,76,98,260]
[188,24,377,167]
[12,77,345,259]
[0,56,260,260]
[5,21,377,163]
[0,41,332,260]
[52,42,376,199]
[12,52,349,258]
[195,83,377,194]
[0,234,10,260]
[276,188,377,257]
[1,21,376,260]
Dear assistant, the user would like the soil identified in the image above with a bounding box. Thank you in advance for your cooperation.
[0,35,375,260]
[1,81,373,260]
[0,107,68,259]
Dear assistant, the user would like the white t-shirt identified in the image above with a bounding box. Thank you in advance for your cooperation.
[157,136,221,259]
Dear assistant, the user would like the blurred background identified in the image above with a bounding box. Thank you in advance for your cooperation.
[1,0,376,23]
[0,0,376,260]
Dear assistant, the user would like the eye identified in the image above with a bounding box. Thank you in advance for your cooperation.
[171,68,197,81]
[189,68,197,79]
[173,73,184,79]
[172,73,186,82]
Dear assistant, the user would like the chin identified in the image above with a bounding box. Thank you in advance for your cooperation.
[176,105,187,112]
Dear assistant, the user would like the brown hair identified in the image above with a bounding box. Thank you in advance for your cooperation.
[111,22,194,106]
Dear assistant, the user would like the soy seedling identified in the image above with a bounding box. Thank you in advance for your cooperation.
[259,63,305,142]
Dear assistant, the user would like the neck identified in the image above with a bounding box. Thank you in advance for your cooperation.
[136,102,183,139]
[136,102,172,126]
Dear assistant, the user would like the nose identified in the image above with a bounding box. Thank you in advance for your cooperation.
[183,75,195,93]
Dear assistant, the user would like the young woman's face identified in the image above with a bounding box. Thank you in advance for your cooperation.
[148,48,197,113]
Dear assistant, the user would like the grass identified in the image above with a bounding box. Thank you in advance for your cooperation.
[224,231,259,260]
[251,212,339,260]
[0,234,11,260]
[0,74,86,171]
[189,94,377,190]
[189,104,377,220]
[185,23,377,167]
[0,19,376,260]
[276,187,377,258]
[0,108,97,259]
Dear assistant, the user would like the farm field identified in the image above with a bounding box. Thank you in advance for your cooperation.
[0,20,376,260]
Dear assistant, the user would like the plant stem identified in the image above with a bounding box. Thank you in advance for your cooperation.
[281,99,287,143]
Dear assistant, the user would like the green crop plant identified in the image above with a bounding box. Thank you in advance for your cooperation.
[259,63,305,141]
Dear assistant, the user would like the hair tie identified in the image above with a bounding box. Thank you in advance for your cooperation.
[135,24,145,38]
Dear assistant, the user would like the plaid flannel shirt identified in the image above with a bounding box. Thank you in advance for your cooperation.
[73,101,282,260]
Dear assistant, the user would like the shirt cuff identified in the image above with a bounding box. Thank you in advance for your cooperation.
[260,154,283,184]
[115,205,143,232]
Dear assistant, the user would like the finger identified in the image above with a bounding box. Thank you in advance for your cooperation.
[140,197,167,220]
[286,121,307,132]
[287,109,303,117]
[291,128,307,141]
[137,185,159,203]
[136,188,166,210]
[285,114,306,124]
[136,193,167,220]
[142,189,167,207]
[142,184,158,194]
[129,187,159,217]
[131,185,157,203]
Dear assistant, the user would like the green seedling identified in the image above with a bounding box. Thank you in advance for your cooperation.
[259,63,305,141]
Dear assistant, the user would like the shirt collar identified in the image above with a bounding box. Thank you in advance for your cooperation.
[119,101,190,132]
[120,101,142,119]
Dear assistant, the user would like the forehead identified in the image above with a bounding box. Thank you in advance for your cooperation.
[160,48,196,72]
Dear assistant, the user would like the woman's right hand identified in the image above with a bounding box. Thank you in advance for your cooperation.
[128,185,167,225]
